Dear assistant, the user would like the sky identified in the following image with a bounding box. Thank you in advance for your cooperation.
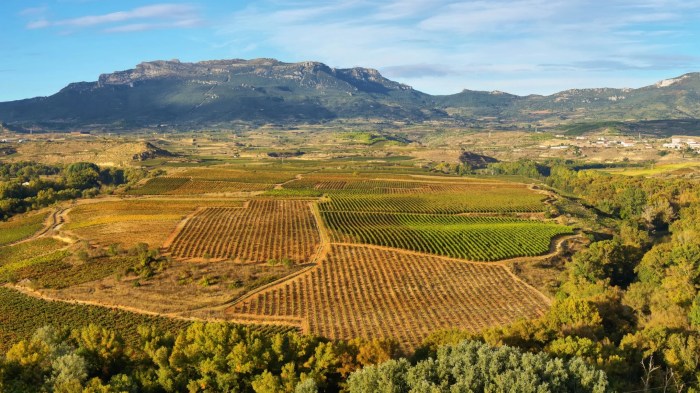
[1,0,700,101]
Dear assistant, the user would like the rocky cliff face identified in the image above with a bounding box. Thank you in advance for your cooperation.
[95,59,412,93]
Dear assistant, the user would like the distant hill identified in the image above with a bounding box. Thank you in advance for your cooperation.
[0,58,698,130]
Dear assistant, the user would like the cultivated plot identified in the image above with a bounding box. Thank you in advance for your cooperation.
[65,199,244,249]
[319,186,546,214]
[168,200,320,263]
[229,244,549,350]
[323,212,572,261]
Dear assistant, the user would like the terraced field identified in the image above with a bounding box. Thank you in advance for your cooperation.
[168,200,320,263]
[229,244,549,350]
[323,212,572,261]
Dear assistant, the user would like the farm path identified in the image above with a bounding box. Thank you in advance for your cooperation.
[274,173,304,190]
[6,195,134,247]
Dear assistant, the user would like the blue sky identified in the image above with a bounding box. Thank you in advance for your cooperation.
[1,0,700,101]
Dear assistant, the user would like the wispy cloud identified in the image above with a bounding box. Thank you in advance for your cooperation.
[382,64,456,78]
[217,0,700,94]
[19,6,48,17]
[26,3,201,33]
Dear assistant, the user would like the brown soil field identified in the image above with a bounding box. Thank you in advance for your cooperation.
[40,258,304,317]
[227,244,549,350]
[168,200,321,263]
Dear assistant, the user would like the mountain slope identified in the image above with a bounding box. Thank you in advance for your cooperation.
[0,59,699,129]
[0,59,441,128]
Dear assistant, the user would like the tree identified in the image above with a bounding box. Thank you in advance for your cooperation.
[72,324,125,379]
[346,359,410,393]
[569,239,635,288]
[64,162,100,190]
[347,340,608,393]
[690,294,700,328]
[49,353,88,392]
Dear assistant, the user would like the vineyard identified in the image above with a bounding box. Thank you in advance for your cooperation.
[229,244,549,350]
[0,287,297,352]
[322,212,572,261]
[0,237,66,266]
[283,174,505,195]
[168,200,320,263]
[128,177,272,195]
[67,199,204,249]
[127,177,190,195]
[0,237,70,284]
[0,210,48,245]
[168,180,272,194]
[173,167,300,183]
[318,188,545,214]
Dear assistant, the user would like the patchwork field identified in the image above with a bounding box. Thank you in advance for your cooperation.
[2,162,573,351]
[228,244,549,350]
[168,200,320,263]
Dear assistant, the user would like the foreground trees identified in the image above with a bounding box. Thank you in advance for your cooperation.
[347,340,607,393]
[0,324,605,393]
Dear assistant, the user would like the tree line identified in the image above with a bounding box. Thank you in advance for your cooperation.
[0,322,605,393]
[0,161,146,220]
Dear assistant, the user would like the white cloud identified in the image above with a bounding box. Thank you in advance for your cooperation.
[19,6,48,16]
[26,3,201,33]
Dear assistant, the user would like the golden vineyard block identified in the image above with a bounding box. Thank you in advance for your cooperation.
[168,200,320,263]
[228,244,549,350]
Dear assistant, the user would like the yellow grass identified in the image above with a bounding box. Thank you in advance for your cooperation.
[603,162,700,176]
[65,199,244,249]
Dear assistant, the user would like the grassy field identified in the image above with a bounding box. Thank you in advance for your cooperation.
[0,210,49,245]
[65,199,245,249]
[229,244,549,351]
[601,161,700,176]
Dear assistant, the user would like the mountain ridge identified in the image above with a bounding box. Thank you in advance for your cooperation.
[1,58,699,130]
